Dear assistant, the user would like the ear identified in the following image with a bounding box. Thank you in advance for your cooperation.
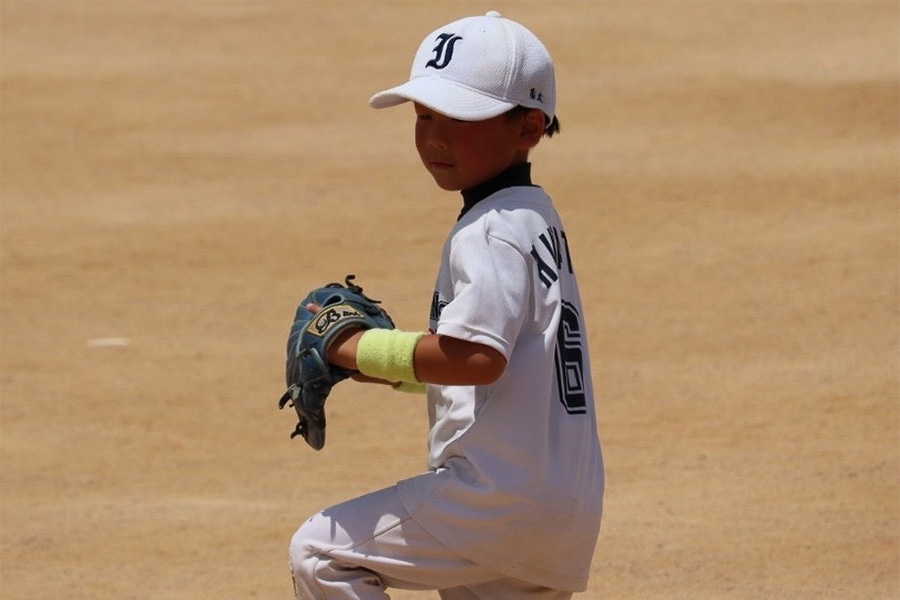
[518,109,546,149]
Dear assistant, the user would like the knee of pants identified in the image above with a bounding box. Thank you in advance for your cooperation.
[289,516,328,583]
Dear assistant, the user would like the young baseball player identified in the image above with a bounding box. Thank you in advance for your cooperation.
[289,11,604,600]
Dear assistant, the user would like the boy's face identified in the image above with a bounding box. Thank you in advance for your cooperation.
[414,103,534,192]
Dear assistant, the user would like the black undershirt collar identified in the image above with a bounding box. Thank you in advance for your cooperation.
[458,162,535,220]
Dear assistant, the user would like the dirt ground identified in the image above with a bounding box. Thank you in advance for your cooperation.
[1,1,897,599]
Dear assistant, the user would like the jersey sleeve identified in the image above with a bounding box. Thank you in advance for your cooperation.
[436,222,529,359]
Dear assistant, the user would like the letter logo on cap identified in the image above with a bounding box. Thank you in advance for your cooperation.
[425,33,462,70]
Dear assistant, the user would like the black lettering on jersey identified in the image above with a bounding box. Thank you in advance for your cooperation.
[542,228,562,269]
[430,292,448,321]
[531,245,558,287]
[530,227,574,288]
[560,230,574,274]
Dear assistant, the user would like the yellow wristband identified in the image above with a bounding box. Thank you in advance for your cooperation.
[356,329,425,384]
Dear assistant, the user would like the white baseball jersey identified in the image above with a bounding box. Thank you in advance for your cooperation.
[396,165,605,592]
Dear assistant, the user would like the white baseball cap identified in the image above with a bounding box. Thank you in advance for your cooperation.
[369,11,556,124]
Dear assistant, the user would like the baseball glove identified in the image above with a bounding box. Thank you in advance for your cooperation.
[278,275,395,450]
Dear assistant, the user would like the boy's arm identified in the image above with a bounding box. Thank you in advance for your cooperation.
[328,329,506,386]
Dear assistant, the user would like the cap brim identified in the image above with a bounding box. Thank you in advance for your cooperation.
[369,76,516,121]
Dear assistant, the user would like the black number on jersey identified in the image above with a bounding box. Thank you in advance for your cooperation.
[555,300,587,414]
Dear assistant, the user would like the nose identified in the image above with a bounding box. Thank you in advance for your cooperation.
[423,119,448,150]
[430,130,448,149]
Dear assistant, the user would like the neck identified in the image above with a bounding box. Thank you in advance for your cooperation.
[459,162,533,220]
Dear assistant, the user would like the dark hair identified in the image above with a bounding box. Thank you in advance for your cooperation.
[506,105,561,138]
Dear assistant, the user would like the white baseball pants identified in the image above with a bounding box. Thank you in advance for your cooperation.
[289,485,572,600]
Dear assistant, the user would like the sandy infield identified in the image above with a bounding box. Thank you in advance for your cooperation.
[1,1,897,599]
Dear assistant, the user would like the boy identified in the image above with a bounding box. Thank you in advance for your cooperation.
[289,11,604,600]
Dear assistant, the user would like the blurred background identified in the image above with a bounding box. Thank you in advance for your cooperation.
[1,1,897,599]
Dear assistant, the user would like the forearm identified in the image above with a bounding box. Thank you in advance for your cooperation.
[327,330,506,386]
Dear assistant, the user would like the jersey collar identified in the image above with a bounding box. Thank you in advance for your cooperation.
[458,162,534,220]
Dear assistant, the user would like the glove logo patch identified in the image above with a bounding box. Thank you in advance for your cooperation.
[307,304,364,337]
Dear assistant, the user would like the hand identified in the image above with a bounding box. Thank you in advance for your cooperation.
[306,303,393,385]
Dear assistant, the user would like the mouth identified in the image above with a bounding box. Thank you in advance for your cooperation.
[427,159,453,170]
